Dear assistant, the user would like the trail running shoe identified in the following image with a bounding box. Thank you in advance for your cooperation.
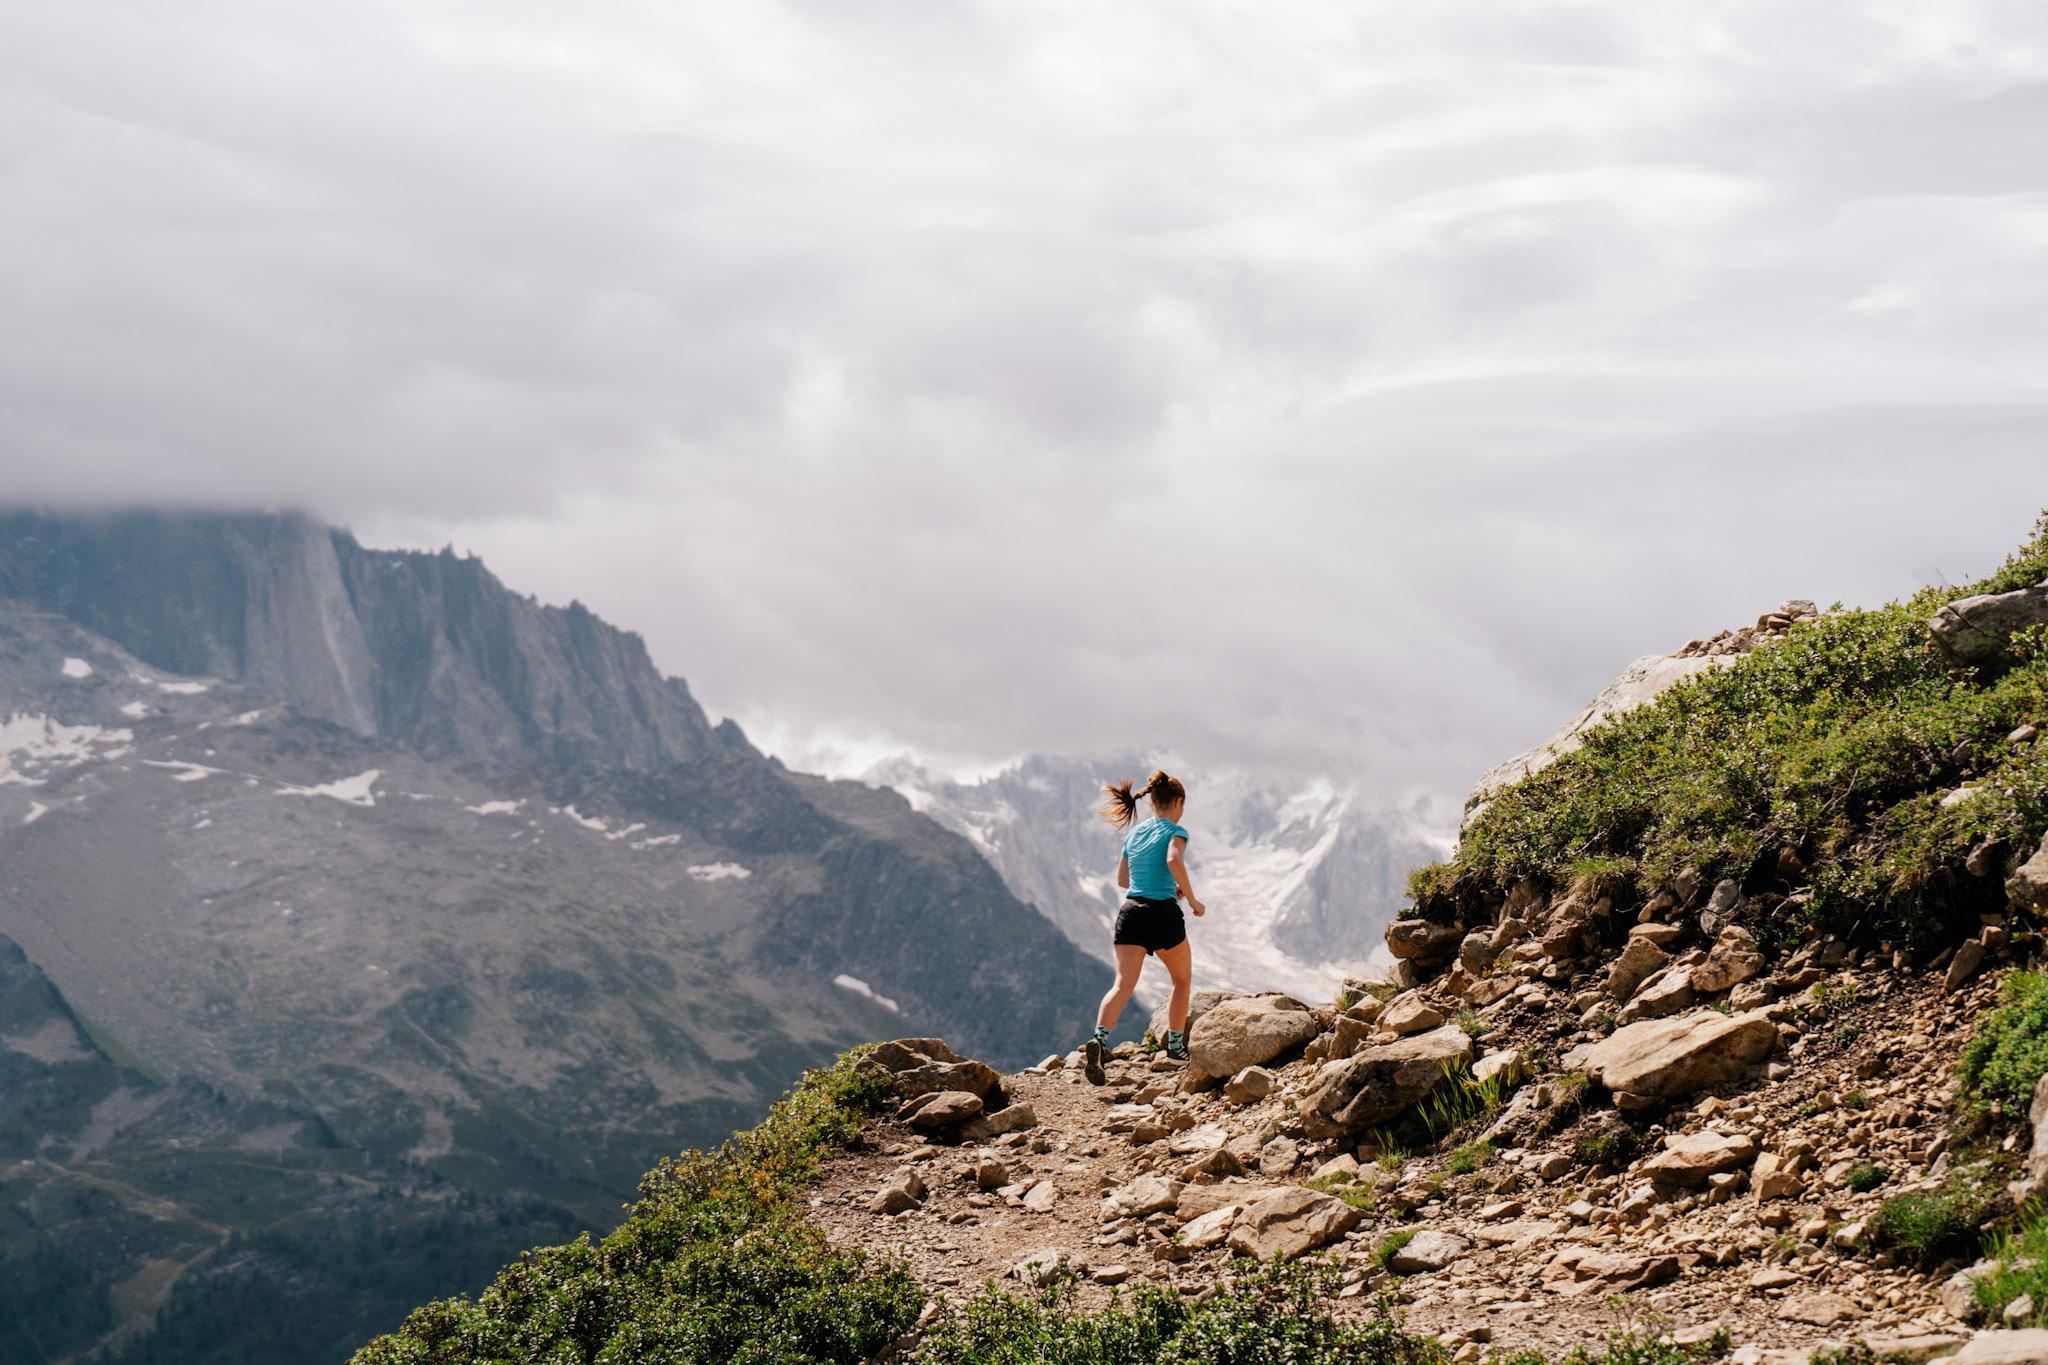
[1164,1034,1190,1063]
[1083,1037,1107,1086]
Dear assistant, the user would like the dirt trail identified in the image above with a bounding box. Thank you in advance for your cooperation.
[814,968,1987,1360]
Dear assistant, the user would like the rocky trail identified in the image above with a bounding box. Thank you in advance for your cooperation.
[810,846,2048,1363]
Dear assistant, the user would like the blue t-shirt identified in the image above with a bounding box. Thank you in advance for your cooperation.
[1122,818,1190,901]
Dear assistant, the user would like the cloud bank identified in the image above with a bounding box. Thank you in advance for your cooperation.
[2,2,2045,795]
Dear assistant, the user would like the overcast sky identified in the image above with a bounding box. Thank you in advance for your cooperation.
[3,3,2046,802]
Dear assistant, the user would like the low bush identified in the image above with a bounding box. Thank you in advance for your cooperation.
[1405,513,2048,953]
[1575,1126,1642,1169]
[1871,1175,1996,1268]
[1445,1140,1493,1177]
[914,1260,1448,1365]
[1842,1162,1890,1194]
[350,1050,920,1364]
[1974,1208,2048,1327]
[1961,971,2048,1116]
[1497,1324,1730,1365]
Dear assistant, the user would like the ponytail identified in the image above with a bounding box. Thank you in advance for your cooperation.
[1099,769,1186,828]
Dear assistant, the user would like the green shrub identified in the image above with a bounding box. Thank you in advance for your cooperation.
[1962,971,2048,1115]
[1445,1141,1493,1177]
[1496,1324,1730,1365]
[1416,1063,1506,1140]
[350,1050,920,1364]
[1406,514,2048,951]
[1871,1177,1995,1268]
[915,1260,1447,1365]
[1842,1162,1889,1193]
[1974,1206,2048,1327]
[1575,1126,1642,1169]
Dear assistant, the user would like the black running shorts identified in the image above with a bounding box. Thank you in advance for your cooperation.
[1113,896,1186,955]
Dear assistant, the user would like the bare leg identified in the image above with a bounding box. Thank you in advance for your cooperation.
[1156,940,1193,1032]
[1096,945,1148,1032]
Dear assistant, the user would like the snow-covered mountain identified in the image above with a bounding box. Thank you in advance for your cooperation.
[866,754,1451,1003]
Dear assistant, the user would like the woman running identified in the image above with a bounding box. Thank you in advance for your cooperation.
[1083,769,1206,1084]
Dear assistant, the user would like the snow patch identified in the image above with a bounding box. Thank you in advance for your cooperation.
[832,974,901,1013]
[0,715,136,786]
[687,862,752,882]
[278,770,381,807]
[230,709,266,725]
[23,802,48,825]
[119,701,150,719]
[61,657,93,679]
[156,680,210,695]
[192,817,213,830]
[557,804,609,832]
[605,822,647,842]
[142,759,228,783]
[465,799,524,816]
[630,833,683,850]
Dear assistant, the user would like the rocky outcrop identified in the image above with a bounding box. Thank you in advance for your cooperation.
[1186,995,1319,1083]
[1298,1025,1474,1137]
[1929,580,2048,670]
[1224,1187,1361,1260]
[2011,832,2048,914]
[1566,1009,1777,1099]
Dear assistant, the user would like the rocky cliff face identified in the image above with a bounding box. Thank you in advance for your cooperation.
[0,508,1109,1365]
[0,509,719,770]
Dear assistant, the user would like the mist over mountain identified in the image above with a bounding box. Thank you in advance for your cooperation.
[0,507,1110,1364]
[866,754,1449,1004]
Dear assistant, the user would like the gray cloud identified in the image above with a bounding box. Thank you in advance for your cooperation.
[2,2,2045,798]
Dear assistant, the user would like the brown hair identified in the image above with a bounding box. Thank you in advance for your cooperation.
[1099,769,1186,829]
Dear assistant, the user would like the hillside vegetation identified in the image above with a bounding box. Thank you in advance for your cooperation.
[1411,514,2048,953]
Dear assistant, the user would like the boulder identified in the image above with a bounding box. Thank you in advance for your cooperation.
[1257,1135,1302,1176]
[1948,939,1990,993]
[1930,581,2048,670]
[2011,832,2048,914]
[1329,1015,1377,1060]
[1224,1066,1276,1104]
[1181,1204,1243,1248]
[1551,1251,1681,1295]
[1752,1151,1800,1201]
[906,1091,985,1129]
[975,1156,1010,1191]
[1299,1025,1476,1138]
[1472,1048,1526,1088]
[1689,926,1765,994]
[1187,995,1320,1082]
[1101,1174,1184,1220]
[1149,988,1235,1043]
[1458,931,1497,977]
[1010,1248,1075,1288]
[870,1168,928,1214]
[1386,918,1463,961]
[960,1102,1039,1141]
[1948,1331,2048,1365]
[1618,970,1695,1024]
[1641,1131,1758,1186]
[1565,1008,1777,1099]
[894,1060,1004,1104]
[1779,1292,1858,1327]
[1386,1229,1469,1274]
[1380,994,1445,1035]
[1607,937,1670,1001]
[1224,1187,1362,1261]
[1020,1180,1059,1214]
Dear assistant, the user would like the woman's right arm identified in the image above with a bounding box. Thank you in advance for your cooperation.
[1167,837,1204,916]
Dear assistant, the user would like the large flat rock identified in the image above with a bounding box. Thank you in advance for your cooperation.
[1565,1008,1776,1099]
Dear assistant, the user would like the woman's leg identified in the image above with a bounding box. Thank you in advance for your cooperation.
[1096,945,1149,1032]
[1156,939,1193,1033]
